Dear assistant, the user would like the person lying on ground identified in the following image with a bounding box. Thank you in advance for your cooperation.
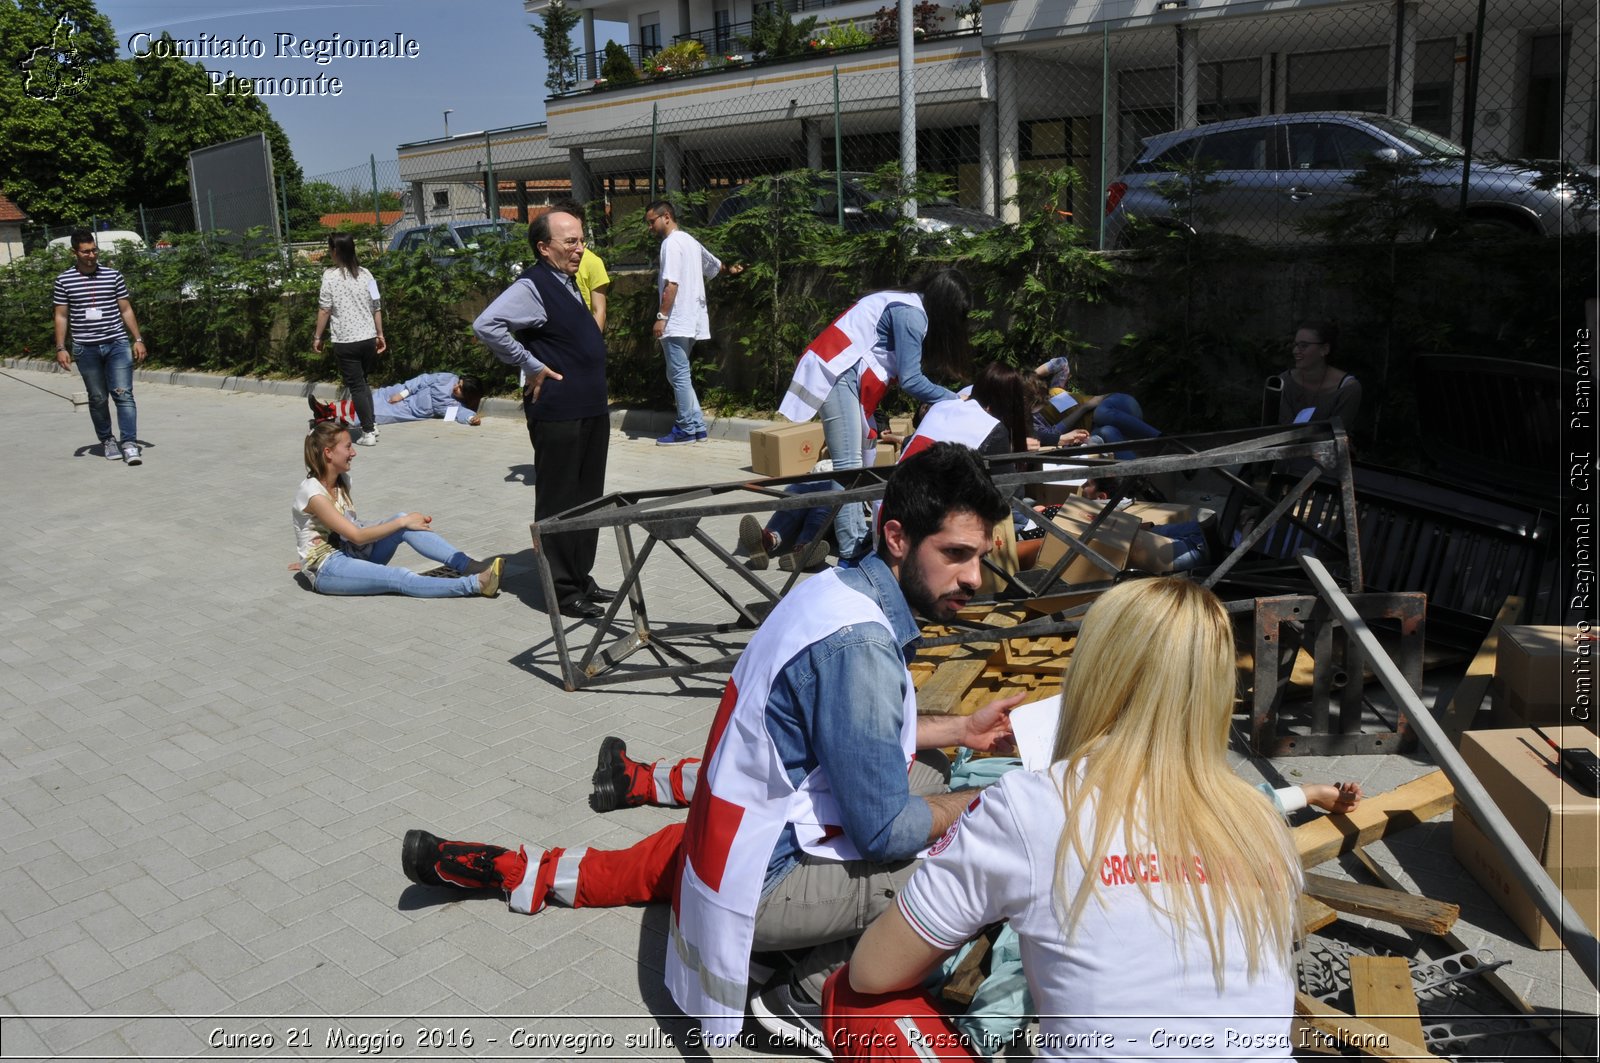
[310,373,485,428]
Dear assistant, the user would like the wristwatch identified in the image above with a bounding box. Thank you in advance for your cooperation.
[656,312,668,321]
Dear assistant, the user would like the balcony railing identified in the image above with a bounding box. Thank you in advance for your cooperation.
[554,22,978,94]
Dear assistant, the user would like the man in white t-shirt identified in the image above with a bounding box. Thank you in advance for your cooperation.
[646,200,739,446]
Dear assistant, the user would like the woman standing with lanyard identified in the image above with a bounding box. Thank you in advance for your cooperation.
[778,269,970,563]
[313,233,386,446]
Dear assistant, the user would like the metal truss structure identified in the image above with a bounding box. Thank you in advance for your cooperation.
[527,422,1366,695]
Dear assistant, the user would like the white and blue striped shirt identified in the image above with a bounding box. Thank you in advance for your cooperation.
[53,265,131,345]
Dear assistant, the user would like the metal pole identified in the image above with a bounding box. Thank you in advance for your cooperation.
[1298,555,1600,987]
[369,154,381,232]
[1459,0,1488,213]
[138,204,150,246]
[484,137,498,220]
[278,174,290,242]
[1099,24,1110,251]
[207,191,215,235]
[650,102,659,197]
[897,0,916,219]
[834,66,844,228]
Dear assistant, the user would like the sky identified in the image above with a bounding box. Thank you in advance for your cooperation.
[95,1,628,180]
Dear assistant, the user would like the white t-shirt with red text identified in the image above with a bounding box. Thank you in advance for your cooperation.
[897,764,1296,1060]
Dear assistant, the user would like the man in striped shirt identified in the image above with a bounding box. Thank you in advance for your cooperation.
[53,230,148,465]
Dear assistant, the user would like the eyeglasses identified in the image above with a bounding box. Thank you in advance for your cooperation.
[1291,340,1326,350]
[546,237,586,249]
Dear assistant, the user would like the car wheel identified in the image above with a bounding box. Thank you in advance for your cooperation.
[1447,213,1540,239]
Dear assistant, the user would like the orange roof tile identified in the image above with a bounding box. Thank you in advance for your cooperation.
[0,193,27,223]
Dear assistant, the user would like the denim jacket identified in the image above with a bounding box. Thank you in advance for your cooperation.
[762,552,932,891]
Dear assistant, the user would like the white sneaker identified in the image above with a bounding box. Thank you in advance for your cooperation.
[355,428,379,446]
[750,980,831,1058]
[102,439,121,460]
[120,441,143,466]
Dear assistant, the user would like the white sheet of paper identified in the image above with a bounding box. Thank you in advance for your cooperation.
[443,404,461,424]
[1009,696,1063,771]
[1041,461,1090,488]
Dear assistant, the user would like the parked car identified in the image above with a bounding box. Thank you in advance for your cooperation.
[1103,111,1598,245]
[45,229,146,252]
[711,172,1001,235]
[387,219,519,266]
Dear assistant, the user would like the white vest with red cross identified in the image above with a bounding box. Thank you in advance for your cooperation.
[664,569,918,1042]
[778,291,922,436]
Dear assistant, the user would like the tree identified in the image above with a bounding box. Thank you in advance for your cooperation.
[600,40,638,85]
[0,1,302,226]
[531,1,582,96]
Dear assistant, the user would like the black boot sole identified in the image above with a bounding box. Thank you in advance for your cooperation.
[589,736,629,813]
[402,829,444,887]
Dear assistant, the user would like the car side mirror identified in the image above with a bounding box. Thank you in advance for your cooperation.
[1373,148,1400,163]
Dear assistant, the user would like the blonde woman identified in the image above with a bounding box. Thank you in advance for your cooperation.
[293,422,501,598]
[312,233,386,445]
[825,578,1301,1060]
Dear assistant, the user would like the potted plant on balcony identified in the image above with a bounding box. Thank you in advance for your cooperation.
[650,39,707,77]
[600,39,639,87]
[531,0,582,94]
[809,19,873,54]
[870,2,943,45]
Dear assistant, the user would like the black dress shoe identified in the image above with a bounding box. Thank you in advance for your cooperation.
[559,598,606,619]
[586,586,618,603]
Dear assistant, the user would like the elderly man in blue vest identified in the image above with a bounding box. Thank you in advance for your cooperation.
[473,207,614,620]
[401,444,1021,1056]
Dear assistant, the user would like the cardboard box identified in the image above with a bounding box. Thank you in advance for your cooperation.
[750,422,826,478]
[979,517,1019,594]
[1493,626,1594,729]
[1452,726,1600,949]
[1030,461,1094,505]
[1034,498,1140,584]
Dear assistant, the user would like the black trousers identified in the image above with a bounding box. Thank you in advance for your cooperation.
[332,339,378,431]
[527,409,610,608]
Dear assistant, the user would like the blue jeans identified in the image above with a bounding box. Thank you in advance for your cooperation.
[819,365,870,560]
[768,479,842,550]
[1091,393,1160,460]
[660,335,705,435]
[74,338,136,443]
[313,516,479,597]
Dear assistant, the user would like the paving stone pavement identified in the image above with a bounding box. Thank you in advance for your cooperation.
[0,365,1593,1061]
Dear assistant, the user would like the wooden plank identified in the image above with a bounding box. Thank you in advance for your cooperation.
[1437,594,1524,745]
[1349,956,1429,1051]
[1295,770,1454,869]
[938,925,1001,1007]
[1293,991,1439,1060]
[915,654,991,715]
[1299,893,1339,935]
[1350,848,1589,1063]
[1303,872,1460,935]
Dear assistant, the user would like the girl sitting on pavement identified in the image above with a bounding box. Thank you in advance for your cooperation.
[291,422,502,599]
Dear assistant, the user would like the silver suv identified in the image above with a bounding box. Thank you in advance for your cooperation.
[1103,111,1597,244]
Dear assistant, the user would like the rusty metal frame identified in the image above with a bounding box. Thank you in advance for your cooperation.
[529,422,1363,691]
[1250,591,1426,757]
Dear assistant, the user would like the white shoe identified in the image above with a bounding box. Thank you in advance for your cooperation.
[750,980,831,1059]
[355,428,379,446]
[120,441,143,466]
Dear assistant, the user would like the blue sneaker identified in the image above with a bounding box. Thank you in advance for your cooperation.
[694,430,708,442]
[656,426,697,446]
